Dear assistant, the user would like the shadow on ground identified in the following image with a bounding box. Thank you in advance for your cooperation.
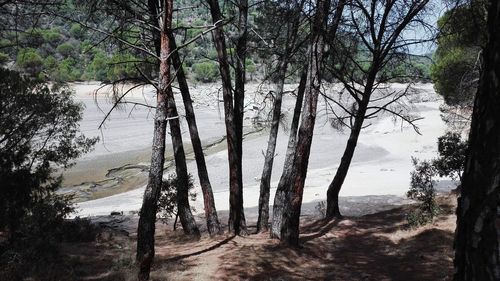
[59,195,456,281]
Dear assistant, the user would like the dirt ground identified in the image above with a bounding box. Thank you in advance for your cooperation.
[59,194,456,281]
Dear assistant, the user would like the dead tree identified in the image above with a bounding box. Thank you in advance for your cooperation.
[324,0,430,219]
[136,2,174,279]
[257,0,306,233]
[206,0,246,234]
[453,0,500,279]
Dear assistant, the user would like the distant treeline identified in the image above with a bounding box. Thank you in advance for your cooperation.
[0,0,431,83]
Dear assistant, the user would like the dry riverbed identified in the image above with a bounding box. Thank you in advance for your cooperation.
[59,82,454,218]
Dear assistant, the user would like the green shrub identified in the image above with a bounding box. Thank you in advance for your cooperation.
[430,47,477,105]
[432,132,467,181]
[192,61,219,82]
[0,195,88,280]
[69,23,85,39]
[157,173,197,226]
[107,53,138,80]
[43,55,58,71]
[0,68,97,279]
[42,28,62,45]
[406,157,440,227]
[0,68,97,234]
[20,28,45,48]
[54,58,82,81]
[16,48,44,76]
[0,52,9,64]
[56,42,75,58]
[85,51,109,81]
[0,38,11,48]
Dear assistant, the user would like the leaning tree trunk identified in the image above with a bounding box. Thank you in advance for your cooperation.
[136,1,172,279]
[453,0,500,279]
[206,0,245,235]
[257,65,287,232]
[136,85,167,281]
[324,0,422,219]
[165,86,200,237]
[168,32,222,235]
[325,94,370,218]
[231,0,249,234]
[270,69,307,238]
[279,0,331,247]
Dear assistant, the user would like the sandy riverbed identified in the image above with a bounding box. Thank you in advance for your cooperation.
[60,81,454,217]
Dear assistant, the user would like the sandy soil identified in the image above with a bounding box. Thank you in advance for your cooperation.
[62,82,452,217]
[59,193,457,281]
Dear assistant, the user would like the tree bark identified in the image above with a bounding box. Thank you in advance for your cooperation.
[257,2,304,233]
[168,32,222,236]
[136,1,172,280]
[166,84,200,237]
[230,0,248,234]
[325,90,371,218]
[136,89,167,281]
[206,0,245,235]
[270,69,307,238]
[279,0,331,247]
[453,0,500,279]
[257,66,287,232]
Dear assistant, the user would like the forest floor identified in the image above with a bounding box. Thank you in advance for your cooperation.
[59,193,457,281]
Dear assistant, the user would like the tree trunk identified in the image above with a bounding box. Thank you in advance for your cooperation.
[324,0,423,219]
[257,66,287,232]
[166,86,200,237]
[136,90,167,281]
[270,69,307,238]
[325,96,370,218]
[168,32,222,235]
[136,1,172,279]
[279,0,331,247]
[257,2,304,233]
[206,0,245,235]
[453,0,500,279]
[230,0,248,234]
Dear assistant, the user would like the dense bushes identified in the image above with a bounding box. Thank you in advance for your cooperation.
[0,19,144,82]
[0,68,98,278]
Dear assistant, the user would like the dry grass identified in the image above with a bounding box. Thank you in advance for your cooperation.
[58,194,457,281]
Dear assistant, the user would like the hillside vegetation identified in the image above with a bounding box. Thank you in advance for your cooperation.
[0,0,431,83]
